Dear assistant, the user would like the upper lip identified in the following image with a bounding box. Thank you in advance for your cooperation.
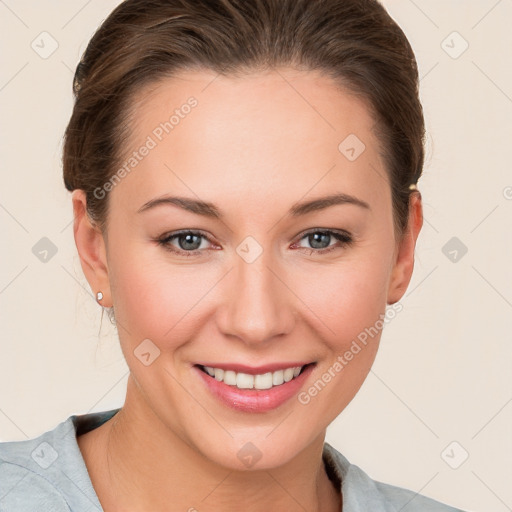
[195,362,314,375]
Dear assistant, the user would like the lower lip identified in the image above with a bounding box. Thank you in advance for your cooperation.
[194,364,316,413]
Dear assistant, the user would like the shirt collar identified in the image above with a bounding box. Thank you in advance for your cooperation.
[323,442,397,512]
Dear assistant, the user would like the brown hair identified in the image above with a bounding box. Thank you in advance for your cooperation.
[63,0,425,239]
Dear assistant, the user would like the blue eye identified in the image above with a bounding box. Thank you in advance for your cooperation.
[293,229,353,255]
[157,230,211,257]
[156,229,353,257]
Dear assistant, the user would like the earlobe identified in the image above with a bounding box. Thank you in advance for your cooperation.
[386,192,423,305]
[71,190,112,307]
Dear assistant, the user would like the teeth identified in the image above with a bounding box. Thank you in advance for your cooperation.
[254,372,273,390]
[283,368,294,382]
[272,370,284,386]
[223,370,237,386]
[237,372,255,389]
[202,365,305,390]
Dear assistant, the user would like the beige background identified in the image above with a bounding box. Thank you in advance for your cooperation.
[1,1,511,511]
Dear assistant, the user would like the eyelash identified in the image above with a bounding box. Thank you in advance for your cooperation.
[156,228,353,258]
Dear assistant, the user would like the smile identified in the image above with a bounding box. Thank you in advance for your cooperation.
[198,364,310,390]
[194,362,317,412]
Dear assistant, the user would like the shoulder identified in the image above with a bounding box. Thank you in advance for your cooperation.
[0,409,119,511]
[371,477,465,512]
[0,428,72,511]
[322,442,468,512]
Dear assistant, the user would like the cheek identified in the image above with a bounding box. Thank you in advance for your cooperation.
[291,246,392,387]
[291,256,391,425]
[293,249,392,347]
[107,239,221,355]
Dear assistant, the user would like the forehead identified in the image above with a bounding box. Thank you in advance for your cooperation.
[112,68,388,214]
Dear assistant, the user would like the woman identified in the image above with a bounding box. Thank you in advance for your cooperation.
[0,0,468,510]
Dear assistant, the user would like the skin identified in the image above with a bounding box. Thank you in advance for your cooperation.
[73,68,423,512]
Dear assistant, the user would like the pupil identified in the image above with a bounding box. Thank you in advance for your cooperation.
[180,234,201,250]
[309,232,330,249]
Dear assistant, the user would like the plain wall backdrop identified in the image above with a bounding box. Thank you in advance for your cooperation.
[1,1,511,511]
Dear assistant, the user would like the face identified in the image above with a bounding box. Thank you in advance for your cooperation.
[81,68,416,470]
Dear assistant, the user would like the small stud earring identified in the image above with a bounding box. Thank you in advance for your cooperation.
[96,291,104,303]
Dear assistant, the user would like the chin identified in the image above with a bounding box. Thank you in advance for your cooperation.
[185,423,318,472]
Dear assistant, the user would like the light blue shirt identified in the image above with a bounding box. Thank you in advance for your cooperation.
[0,408,467,511]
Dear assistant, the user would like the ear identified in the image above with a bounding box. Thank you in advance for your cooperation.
[387,191,423,305]
[72,190,112,306]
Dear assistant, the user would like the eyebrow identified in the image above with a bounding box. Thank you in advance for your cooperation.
[137,192,370,218]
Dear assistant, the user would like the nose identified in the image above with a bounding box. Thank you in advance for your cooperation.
[216,245,296,347]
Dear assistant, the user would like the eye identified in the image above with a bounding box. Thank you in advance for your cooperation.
[292,229,353,255]
[156,228,353,258]
[156,230,214,257]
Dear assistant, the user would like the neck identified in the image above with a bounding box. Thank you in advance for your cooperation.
[79,375,341,512]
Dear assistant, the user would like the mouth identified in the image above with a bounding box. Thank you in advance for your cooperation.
[194,361,317,412]
[195,362,315,391]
